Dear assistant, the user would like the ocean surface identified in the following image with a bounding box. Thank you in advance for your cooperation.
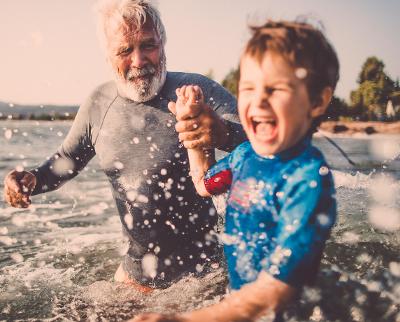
[0,120,399,322]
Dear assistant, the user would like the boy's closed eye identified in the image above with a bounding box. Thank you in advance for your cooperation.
[265,87,281,95]
[238,82,255,93]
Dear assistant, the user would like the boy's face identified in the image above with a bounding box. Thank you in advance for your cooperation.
[238,53,321,157]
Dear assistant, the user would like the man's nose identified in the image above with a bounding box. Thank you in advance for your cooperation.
[130,49,147,68]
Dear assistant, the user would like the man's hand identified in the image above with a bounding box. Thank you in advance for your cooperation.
[3,170,36,208]
[168,85,229,150]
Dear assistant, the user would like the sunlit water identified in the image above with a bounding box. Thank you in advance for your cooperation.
[0,121,399,322]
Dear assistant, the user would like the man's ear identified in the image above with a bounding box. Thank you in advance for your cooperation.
[310,87,333,118]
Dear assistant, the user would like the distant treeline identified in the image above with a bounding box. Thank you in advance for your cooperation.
[218,56,400,122]
[0,112,76,121]
[0,102,78,121]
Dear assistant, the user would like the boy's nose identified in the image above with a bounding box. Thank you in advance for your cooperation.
[253,91,271,109]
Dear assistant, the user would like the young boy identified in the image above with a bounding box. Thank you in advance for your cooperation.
[132,20,339,322]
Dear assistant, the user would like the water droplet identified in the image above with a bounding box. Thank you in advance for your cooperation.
[137,195,149,203]
[114,161,124,170]
[10,252,24,263]
[15,165,24,172]
[124,214,133,229]
[269,265,280,275]
[369,206,400,231]
[319,166,329,176]
[317,213,331,226]
[341,231,359,244]
[52,158,74,176]
[309,180,318,188]
[195,264,204,272]
[389,262,400,277]
[142,253,158,279]
[0,227,9,235]
[295,68,308,79]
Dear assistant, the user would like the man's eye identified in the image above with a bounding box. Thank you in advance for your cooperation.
[142,43,156,50]
[118,47,132,56]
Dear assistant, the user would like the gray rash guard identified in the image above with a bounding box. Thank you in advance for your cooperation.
[31,72,246,287]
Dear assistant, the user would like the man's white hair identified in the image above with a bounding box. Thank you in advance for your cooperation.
[95,0,166,50]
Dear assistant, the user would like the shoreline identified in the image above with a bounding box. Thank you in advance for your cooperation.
[318,121,400,135]
[1,119,400,136]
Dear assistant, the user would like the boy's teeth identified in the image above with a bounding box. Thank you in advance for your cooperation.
[252,117,275,124]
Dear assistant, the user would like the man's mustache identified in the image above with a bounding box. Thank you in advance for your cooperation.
[126,65,156,80]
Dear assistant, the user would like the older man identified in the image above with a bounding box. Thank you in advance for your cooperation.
[3,0,245,290]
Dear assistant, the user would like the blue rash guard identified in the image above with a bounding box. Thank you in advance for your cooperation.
[204,136,336,290]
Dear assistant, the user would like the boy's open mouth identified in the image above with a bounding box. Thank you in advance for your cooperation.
[251,117,278,141]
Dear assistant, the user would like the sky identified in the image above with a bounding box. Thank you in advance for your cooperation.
[0,0,399,105]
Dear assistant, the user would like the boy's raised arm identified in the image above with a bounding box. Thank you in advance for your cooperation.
[186,148,214,197]
[168,85,215,197]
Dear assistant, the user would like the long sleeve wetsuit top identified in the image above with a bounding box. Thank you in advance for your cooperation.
[31,72,246,286]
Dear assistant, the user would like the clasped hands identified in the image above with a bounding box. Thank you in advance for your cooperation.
[168,85,228,150]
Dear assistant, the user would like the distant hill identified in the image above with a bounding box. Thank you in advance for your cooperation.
[0,101,78,120]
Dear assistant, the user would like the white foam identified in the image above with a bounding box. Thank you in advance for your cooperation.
[332,170,373,190]
[369,174,398,204]
[370,138,399,160]
[368,206,400,232]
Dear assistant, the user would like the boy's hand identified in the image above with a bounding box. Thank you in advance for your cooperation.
[168,85,229,150]
[174,85,204,121]
[128,312,183,322]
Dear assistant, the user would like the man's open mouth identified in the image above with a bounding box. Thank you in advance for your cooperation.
[128,73,153,82]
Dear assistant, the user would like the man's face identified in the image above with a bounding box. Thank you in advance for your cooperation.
[238,52,319,157]
[105,18,166,102]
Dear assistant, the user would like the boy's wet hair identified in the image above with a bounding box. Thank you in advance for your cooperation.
[241,20,339,105]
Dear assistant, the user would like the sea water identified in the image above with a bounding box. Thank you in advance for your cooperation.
[0,121,399,321]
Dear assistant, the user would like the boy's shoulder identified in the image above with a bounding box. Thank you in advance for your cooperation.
[230,141,252,162]
[232,140,252,154]
[290,144,332,183]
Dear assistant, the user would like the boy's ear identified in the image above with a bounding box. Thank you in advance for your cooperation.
[310,87,333,118]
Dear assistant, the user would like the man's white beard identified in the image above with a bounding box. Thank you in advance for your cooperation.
[115,54,167,103]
